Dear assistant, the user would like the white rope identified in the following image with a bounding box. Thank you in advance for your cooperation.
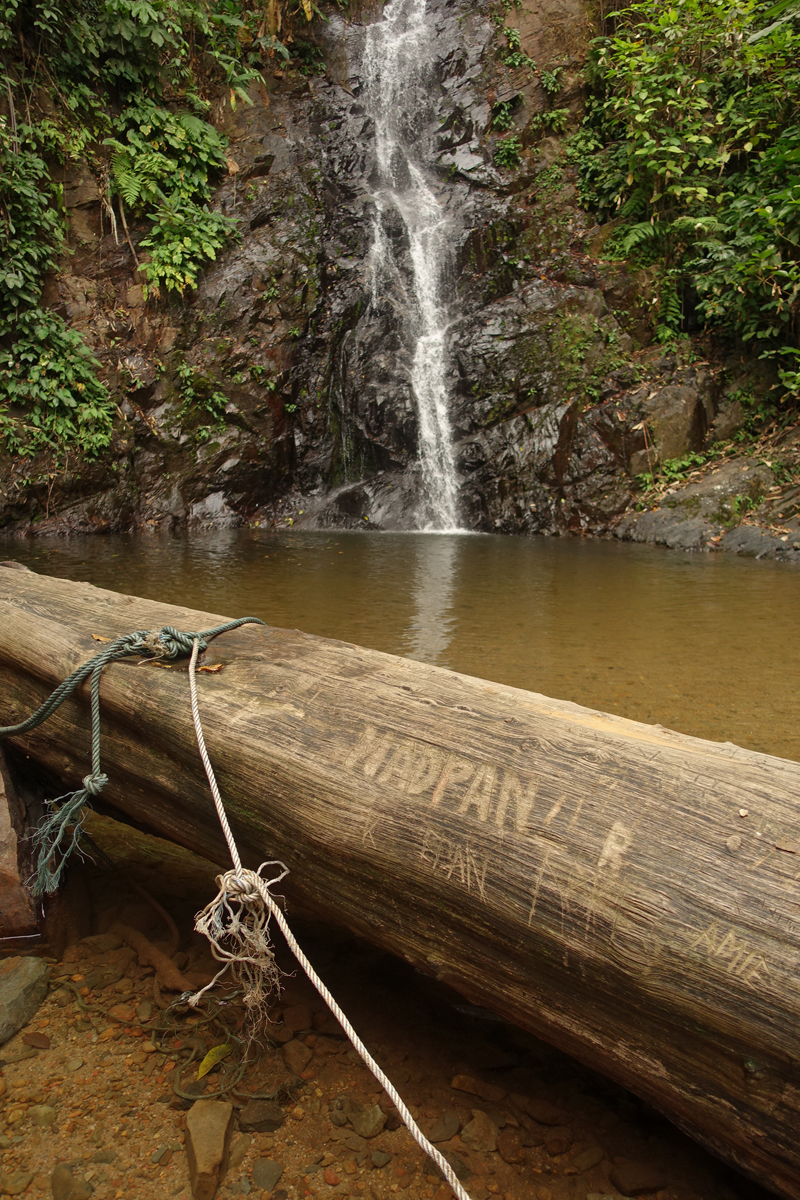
[187,640,473,1200]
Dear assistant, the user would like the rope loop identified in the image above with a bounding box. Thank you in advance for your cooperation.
[0,614,268,894]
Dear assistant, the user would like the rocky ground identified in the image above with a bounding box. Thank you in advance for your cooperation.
[0,814,775,1200]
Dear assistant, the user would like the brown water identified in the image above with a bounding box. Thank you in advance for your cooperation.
[7,529,800,762]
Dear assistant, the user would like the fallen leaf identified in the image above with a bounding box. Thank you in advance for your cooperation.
[198,1043,233,1079]
[91,634,112,643]
[198,664,224,674]
[775,841,800,854]
[226,157,239,175]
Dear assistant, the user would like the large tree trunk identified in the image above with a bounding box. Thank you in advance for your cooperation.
[1,564,799,1197]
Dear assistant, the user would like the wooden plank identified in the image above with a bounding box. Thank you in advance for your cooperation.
[1,564,799,1196]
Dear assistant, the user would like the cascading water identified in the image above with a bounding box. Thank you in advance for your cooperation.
[363,0,461,532]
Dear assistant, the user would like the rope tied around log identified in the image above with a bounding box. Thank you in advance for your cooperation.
[0,616,266,895]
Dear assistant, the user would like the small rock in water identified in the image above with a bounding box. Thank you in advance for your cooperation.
[609,1160,667,1195]
[50,1164,93,1200]
[252,1159,284,1192]
[65,1056,84,1072]
[0,1171,33,1196]
[29,1103,58,1127]
[0,957,51,1045]
[461,1109,498,1154]
[238,1099,285,1133]
[370,1151,391,1169]
[152,1146,172,1165]
[428,1110,460,1142]
[185,1099,234,1200]
[136,1000,153,1022]
[282,1039,312,1075]
[22,1030,51,1049]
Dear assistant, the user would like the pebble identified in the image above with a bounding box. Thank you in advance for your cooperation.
[609,1160,667,1195]
[574,1145,605,1172]
[544,1126,573,1156]
[136,1000,153,1021]
[0,1170,33,1196]
[282,1039,313,1075]
[50,1164,93,1200]
[346,1100,386,1139]
[238,1099,285,1132]
[323,1167,340,1186]
[22,1031,51,1049]
[461,1109,498,1154]
[370,1151,391,1169]
[28,1104,58,1127]
[496,1129,525,1164]
[65,1056,84,1072]
[428,1110,460,1142]
[252,1158,285,1192]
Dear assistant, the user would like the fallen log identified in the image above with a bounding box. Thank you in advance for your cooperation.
[1,565,799,1197]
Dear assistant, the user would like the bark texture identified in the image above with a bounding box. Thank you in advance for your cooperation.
[0,565,799,1196]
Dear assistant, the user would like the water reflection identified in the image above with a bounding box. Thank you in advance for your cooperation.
[5,529,800,762]
[402,534,459,664]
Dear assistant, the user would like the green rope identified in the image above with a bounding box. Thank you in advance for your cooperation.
[0,616,266,896]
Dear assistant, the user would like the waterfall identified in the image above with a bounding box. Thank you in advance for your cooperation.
[363,0,461,532]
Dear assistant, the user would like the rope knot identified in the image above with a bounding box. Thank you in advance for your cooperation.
[157,626,208,659]
[218,868,262,902]
[82,772,108,797]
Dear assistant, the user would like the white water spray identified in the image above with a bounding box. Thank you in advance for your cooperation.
[363,0,461,531]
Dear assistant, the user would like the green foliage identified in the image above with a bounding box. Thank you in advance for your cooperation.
[528,107,570,136]
[176,361,228,442]
[105,99,237,296]
[540,67,563,98]
[495,133,523,169]
[0,0,320,456]
[576,0,800,387]
[492,100,517,131]
[501,26,536,70]
[0,119,114,456]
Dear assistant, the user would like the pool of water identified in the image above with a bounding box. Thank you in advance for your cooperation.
[6,529,799,762]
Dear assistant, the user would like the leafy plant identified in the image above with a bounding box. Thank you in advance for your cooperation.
[540,67,563,98]
[575,0,800,387]
[492,100,517,131]
[502,26,536,71]
[495,134,523,169]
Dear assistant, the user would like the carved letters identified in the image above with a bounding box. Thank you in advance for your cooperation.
[344,723,537,833]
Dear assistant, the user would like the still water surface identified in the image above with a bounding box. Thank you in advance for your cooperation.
[8,530,800,762]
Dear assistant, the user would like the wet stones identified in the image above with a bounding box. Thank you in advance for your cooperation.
[50,1165,93,1200]
[0,959,51,1046]
[185,1099,234,1200]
